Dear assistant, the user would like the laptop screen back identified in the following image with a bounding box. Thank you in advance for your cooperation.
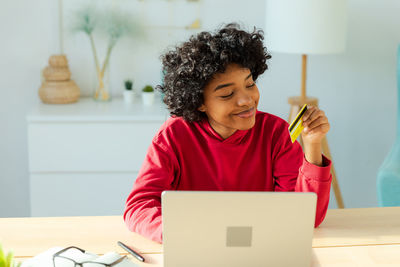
[162,191,317,267]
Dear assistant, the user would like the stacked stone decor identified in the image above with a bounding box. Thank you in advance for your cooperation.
[39,55,80,104]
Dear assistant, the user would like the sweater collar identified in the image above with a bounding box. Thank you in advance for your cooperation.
[199,118,249,145]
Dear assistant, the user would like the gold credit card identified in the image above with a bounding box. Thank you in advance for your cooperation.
[288,104,308,143]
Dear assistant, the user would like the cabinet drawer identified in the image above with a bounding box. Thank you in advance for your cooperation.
[28,122,163,172]
[30,173,137,216]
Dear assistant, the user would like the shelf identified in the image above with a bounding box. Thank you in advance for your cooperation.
[27,97,169,123]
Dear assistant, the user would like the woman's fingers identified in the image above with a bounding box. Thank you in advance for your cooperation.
[301,106,330,144]
[302,106,317,122]
[304,116,328,132]
[306,122,330,134]
[303,108,325,125]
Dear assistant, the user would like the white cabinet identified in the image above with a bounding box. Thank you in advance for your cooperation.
[27,97,168,216]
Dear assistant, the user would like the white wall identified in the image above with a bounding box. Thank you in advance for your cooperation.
[1,0,399,217]
[0,0,59,216]
[262,0,400,208]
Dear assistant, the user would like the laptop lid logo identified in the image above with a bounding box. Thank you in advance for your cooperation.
[226,226,252,247]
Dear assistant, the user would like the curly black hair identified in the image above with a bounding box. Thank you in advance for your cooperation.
[157,23,272,122]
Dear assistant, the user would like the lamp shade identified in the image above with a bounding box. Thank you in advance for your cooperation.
[265,0,347,54]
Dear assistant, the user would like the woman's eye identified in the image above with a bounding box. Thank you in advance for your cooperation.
[220,92,234,98]
[247,83,256,88]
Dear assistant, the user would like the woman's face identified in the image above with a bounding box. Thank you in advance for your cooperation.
[199,63,260,139]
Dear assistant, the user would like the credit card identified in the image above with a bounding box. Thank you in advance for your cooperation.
[288,104,307,143]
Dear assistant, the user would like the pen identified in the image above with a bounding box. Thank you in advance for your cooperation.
[117,241,145,262]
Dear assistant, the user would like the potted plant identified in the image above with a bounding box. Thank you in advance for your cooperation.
[0,244,21,267]
[123,79,135,103]
[141,85,155,106]
[72,7,144,102]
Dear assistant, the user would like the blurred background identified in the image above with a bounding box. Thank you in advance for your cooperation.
[0,0,399,217]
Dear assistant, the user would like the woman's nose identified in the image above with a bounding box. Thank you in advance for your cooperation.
[237,90,252,106]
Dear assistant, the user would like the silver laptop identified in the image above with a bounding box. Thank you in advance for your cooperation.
[161,191,317,267]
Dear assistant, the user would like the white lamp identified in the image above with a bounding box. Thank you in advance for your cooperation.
[266,0,347,208]
[266,0,347,101]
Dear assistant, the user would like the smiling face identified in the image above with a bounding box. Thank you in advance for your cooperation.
[198,63,260,139]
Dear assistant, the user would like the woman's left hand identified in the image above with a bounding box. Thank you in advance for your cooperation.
[301,106,330,146]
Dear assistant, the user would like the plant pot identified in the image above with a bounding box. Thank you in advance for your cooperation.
[123,90,135,104]
[142,92,155,106]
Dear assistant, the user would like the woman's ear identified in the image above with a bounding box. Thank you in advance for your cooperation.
[198,104,206,112]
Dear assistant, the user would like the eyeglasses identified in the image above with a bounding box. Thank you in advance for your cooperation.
[53,246,127,267]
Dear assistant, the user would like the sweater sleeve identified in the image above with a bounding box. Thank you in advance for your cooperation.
[123,135,178,243]
[272,123,332,228]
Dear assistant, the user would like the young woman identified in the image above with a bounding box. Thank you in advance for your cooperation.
[124,24,332,243]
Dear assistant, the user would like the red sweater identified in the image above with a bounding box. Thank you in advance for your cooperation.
[124,111,332,243]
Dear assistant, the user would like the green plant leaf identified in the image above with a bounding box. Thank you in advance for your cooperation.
[142,85,154,92]
[0,244,4,259]
[99,9,145,46]
[124,80,133,90]
[6,251,13,267]
[71,7,98,35]
[0,244,5,267]
[0,245,18,267]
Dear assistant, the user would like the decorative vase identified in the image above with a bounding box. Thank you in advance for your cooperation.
[377,44,400,206]
[123,90,135,104]
[38,54,80,104]
[142,92,155,106]
[43,66,71,81]
[39,80,80,104]
[49,55,68,67]
[93,64,111,102]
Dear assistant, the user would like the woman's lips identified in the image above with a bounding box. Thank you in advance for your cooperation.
[235,107,255,118]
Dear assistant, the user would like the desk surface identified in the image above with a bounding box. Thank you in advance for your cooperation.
[115,245,400,267]
[1,207,400,265]
[313,207,400,247]
[0,216,162,257]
